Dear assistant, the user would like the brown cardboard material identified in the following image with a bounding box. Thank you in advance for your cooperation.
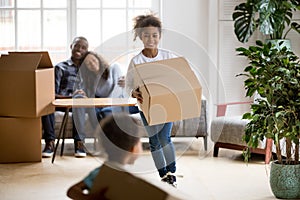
[90,164,188,200]
[0,117,42,163]
[134,57,202,125]
[0,51,55,117]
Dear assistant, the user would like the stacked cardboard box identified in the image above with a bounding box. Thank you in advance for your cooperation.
[0,52,55,163]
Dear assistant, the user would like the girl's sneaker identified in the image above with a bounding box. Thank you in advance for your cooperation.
[161,172,177,188]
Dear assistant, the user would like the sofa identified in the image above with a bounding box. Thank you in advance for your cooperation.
[54,99,208,153]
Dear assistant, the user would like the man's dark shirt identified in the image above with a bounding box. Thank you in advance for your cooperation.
[55,59,80,97]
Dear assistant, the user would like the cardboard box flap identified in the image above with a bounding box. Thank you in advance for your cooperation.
[0,53,43,71]
[141,73,201,95]
[8,51,53,69]
[135,57,195,75]
[135,57,201,95]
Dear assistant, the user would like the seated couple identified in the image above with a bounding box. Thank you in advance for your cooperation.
[42,36,138,158]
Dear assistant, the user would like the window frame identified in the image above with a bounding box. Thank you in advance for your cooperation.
[0,0,162,64]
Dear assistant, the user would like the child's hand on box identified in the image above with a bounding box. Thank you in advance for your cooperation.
[132,88,143,104]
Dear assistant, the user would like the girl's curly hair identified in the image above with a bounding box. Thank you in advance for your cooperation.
[132,12,162,41]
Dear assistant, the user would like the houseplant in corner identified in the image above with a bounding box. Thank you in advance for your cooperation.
[233,1,300,198]
[232,0,300,44]
[236,40,300,199]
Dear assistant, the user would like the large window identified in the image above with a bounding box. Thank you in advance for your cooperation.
[0,0,161,64]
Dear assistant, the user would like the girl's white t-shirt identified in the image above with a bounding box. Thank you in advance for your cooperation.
[125,48,177,97]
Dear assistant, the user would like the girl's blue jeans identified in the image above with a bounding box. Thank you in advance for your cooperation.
[139,112,176,177]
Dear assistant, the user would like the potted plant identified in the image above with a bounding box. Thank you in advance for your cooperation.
[232,0,300,43]
[236,40,300,199]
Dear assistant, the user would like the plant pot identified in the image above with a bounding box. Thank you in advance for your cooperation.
[269,160,300,199]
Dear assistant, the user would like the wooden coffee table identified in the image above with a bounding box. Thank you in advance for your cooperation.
[51,98,137,163]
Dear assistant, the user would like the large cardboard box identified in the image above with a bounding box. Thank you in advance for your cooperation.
[134,57,202,125]
[90,164,189,200]
[0,51,55,117]
[0,117,42,163]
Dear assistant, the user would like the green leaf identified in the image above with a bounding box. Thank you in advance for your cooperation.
[291,22,300,34]
[256,40,264,46]
[233,3,257,43]
[243,112,252,119]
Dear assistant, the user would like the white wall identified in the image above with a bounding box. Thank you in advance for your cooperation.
[160,0,250,117]
[162,0,209,50]
[161,0,212,102]
[161,0,300,118]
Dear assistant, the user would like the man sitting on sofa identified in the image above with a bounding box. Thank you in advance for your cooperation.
[42,36,89,158]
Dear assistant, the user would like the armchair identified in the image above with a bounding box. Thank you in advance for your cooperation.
[210,101,272,164]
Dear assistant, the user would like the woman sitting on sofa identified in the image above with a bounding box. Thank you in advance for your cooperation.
[72,51,138,157]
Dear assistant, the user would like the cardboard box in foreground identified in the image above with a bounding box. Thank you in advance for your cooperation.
[0,51,55,118]
[0,117,42,163]
[90,164,189,200]
[134,57,202,125]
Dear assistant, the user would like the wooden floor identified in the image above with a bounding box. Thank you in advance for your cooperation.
[0,138,277,200]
